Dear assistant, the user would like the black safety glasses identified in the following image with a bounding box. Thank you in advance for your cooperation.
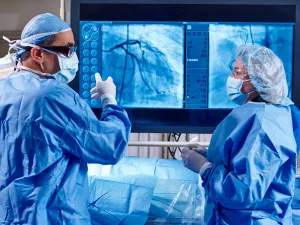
[39,45,77,58]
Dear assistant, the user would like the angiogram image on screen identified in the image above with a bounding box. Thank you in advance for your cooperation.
[101,24,185,108]
[208,24,294,109]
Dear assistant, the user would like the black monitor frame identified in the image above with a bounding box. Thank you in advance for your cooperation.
[71,0,300,133]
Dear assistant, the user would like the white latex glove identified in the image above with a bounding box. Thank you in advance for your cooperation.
[181,148,212,175]
[90,72,117,108]
[185,137,208,157]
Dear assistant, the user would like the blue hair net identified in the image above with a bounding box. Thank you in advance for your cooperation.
[4,13,71,58]
[236,44,293,106]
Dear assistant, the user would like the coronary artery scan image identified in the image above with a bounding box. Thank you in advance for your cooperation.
[208,24,293,108]
[101,24,184,108]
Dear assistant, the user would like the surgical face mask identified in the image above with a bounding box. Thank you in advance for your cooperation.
[226,76,253,105]
[43,48,79,83]
[17,47,78,83]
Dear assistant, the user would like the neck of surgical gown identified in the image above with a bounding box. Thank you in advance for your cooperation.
[202,102,298,225]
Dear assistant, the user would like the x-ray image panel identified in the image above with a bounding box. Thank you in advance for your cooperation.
[101,24,185,108]
[208,24,294,109]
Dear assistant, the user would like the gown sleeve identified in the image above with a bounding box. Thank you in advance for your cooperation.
[290,104,300,152]
[40,83,131,164]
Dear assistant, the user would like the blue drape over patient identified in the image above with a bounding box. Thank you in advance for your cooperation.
[202,102,297,225]
[88,175,156,225]
[0,71,131,224]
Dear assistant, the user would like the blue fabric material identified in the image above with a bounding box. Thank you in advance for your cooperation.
[0,71,131,224]
[108,157,200,222]
[291,105,300,153]
[88,175,156,225]
[289,105,300,225]
[292,179,300,209]
[21,13,70,43]
[201,102,297,225]
[14,13,71,57]
[292,209,300,225]
[110,156,198,181]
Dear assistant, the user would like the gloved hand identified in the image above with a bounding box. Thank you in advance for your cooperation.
[187,145,208,157]
[90,72,117,108]
[181,147,212,175]
[194,147,208,157]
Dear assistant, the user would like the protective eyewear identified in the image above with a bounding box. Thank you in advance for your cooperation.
[39,45,77,58]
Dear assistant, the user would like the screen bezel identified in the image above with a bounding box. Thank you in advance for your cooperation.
[71,0,300,133]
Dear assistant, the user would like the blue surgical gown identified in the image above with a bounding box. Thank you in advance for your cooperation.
[291,105,300,224]
[0,71,131,224]
[202,102,297,225]
[291,104,300,153]
[292,179,300,225]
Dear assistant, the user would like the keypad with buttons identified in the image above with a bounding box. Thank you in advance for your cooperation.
[79,22,102,107]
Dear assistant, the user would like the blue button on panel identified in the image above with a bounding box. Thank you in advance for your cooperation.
[92,26,98,32]
[83,58,90,65]
[83,83,90,90]
[91,99,99,106]
[91,58,98,65]
[91,75,95,82]
[83,34,90,40]
[91,83,96,88]
[91,50,98,57]
[83,66,90,73]
[83,91,90,98]
[83,42,90,49]
[83,74,89,81]
[91,42,98,49]
[83,50,90,57]
[91,66,97,73]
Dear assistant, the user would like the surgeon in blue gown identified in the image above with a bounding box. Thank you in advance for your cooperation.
[182,44,300,225]
[0,13,131,224]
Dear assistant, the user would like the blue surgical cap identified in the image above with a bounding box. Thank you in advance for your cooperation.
[21,13,70,43]
[6,13,71,57]
[236,44,293,106]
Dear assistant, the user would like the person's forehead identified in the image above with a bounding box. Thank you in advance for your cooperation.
[234,58,244,68]
[53,30,75,45]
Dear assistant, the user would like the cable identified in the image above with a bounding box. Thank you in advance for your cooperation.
[167,133,182,159]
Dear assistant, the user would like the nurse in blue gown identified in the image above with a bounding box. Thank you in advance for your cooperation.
[182,44,300,225]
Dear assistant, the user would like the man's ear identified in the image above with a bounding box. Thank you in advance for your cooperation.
[30,47,44,65]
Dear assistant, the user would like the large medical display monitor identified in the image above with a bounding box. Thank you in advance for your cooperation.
[79,21,293,109]
[71,1,299,133]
